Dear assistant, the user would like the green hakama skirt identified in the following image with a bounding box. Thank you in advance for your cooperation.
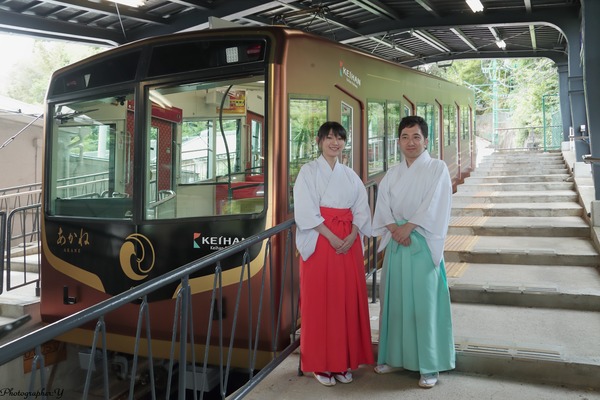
[377,224,455,374]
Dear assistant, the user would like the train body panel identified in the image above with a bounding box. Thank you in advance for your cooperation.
[40,27,474,367]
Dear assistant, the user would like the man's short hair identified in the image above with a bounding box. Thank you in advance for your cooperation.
[398,116,428,139]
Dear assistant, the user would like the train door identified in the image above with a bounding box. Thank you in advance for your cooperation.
[149,110,176,199]
[334,89,363,176]
[403,96,414,116]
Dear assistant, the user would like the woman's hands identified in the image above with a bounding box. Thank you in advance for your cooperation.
[316,223,358,254]
[337,228,358,254]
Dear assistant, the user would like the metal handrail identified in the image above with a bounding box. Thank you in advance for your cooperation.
[6,203,41,293]
[582,154,600,164]
[0,211,5,294]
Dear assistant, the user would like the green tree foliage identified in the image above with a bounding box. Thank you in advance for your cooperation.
[4,40,104,105]
[418,58,559,147]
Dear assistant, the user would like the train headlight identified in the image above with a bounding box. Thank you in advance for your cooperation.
[225,47,239,63]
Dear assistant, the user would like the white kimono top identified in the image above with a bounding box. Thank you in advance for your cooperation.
[372,151,452,267]
[294,155,372,261]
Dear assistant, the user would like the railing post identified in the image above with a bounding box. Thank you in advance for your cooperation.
[178,276,190,399]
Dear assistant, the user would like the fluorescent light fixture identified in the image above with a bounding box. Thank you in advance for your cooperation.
[112,0,145,8]
[489,27,505,49]
[149,90,172,108]
[466,0,484,13]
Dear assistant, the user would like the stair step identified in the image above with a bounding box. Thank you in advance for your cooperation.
[448,216,589,237]
[457,182,574,191]
[450,202,583,217]
[477,161,566,168]
[471,169,568,177]
[452,303,600,389]
[446,262,600,310]
[465,174,571,184]
[444,235,599,266]
[452,190,578,203]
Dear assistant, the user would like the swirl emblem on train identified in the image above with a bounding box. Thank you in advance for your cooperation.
[119,234,155,281]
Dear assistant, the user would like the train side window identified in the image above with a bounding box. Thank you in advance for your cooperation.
[417,102,439,158]
[386,102,401,168]
[461,107,470,140]
[367,100,385,176]
[288,97,327,209]
[48,93,135,219]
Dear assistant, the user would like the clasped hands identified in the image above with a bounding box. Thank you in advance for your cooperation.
[328,230,357,254]
[389,222,416,247]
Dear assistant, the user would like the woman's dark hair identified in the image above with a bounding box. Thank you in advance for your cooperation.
[398,116,428,139]
[317,121,347,142]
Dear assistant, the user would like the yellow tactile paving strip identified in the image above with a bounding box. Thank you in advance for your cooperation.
[445,234,479,252]
[445,261,469,278]
[450,216,490,226]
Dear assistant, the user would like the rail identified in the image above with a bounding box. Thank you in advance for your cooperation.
[4,204,41,294]
[365,181,379,303]
[492,125,563,151]
[0,182,41,213]
[0,211,5,294]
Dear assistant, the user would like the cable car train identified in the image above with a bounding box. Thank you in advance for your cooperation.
[40,26,475,369]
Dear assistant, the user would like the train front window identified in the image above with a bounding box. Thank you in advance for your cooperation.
[48,93,134,219]
[145,77,266,219]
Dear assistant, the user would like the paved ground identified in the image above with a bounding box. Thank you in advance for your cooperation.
[247,352,600,400]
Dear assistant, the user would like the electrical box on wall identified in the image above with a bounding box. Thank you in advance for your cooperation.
[205,90,230,108]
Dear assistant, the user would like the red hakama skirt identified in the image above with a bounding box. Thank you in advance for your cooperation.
[299,207,374,373]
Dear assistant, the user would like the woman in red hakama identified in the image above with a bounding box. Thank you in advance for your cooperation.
[294,121,374,386]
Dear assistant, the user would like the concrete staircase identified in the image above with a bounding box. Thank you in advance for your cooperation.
[447,150,600,389]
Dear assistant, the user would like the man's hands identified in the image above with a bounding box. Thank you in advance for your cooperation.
[388,222,416,246]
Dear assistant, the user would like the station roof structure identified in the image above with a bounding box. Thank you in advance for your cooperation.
[0,0,580,67]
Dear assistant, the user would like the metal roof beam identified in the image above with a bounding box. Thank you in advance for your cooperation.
[414,0,440,18]
[32,0,166,25]
[0,9,122,45]
[346,0,401,20]
[529,24,537,49]
[332,7,578,42]
[412,28,451,53]
[369,36,415,56]
[450,27,478,52]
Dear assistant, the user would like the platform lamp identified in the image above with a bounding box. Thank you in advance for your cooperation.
[111,0,145,7]
[466,0,484,13]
